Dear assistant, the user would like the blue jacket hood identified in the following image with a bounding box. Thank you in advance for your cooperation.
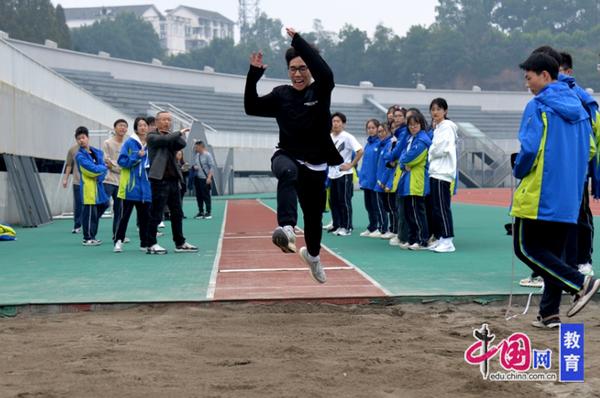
[535,81,589,123]
[559,73,599,110]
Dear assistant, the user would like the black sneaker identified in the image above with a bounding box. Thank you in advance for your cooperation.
[532,315,561,329]
[204,213,212,219]
[194,212,205,219]
[567,276,600,317]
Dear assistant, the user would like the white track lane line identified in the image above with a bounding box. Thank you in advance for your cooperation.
[206,200,228,299]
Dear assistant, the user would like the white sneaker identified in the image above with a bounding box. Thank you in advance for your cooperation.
[399,242,410,250]
[158,221,166,229]
[381,231,395,239]
[299,247,326,283]
[139,246,148,252]
[323,222,333,230]
[82,239,101,246]
[72,227,81,234]
[368,230,382,238]
[175,242,199,253]
[519,276,544,288]
[156,231,164,237]
[123,237,130,244]
[408,243,427,251]
[427,239,440,250]
[578,263,594,277]
[389,236,400,246]
[433,238,455,253]
[113,240,123,253]
[272,225,297,253]
[360,230,372,237]
[147,243,167,254]
[335,228,351,236]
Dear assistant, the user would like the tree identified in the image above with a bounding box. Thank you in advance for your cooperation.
[71,13,163,62]
[0,0,71,48]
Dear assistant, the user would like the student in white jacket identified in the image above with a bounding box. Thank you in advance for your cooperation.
[427,98,458,253]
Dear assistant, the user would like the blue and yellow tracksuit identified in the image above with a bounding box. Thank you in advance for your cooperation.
[398,131,432,197]
[117,135,152,203]
[510,81,594,224]
[511,81,593,306]
[76,146,109,206]
[375,135,401,193]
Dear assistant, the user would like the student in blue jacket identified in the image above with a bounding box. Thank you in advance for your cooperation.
[385,108,422,248]
[520,47,600,288]
[559,52,600,278]
[511,52,600,327]
[398,112,432,250]
[358,119,384,237]
[75,126,109,246]
[374,124,400,239]
[113,116,153,253]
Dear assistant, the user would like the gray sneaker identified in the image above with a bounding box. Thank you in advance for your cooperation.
[299,247,326,284]
[272,226,296,253]
[567,276,600,317]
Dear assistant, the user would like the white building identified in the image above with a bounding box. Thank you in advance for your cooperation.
[63,4,235,56]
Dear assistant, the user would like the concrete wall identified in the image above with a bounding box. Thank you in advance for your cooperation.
[1,38,130,160]
[0,172,70,225]
[11,38,595,112]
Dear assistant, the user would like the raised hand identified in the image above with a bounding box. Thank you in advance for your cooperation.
[249,51,267,69]
[285,27,297,38]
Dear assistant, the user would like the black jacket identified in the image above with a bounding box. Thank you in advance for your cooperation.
[147,130,186,183]
[244,33,343,166]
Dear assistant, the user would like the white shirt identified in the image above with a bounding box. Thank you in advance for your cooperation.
[328,130,363,179]
[428,119,458,183]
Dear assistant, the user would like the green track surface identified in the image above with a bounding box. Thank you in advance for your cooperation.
[0,200,224,305]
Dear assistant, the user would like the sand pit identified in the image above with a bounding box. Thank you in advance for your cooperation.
[1,301,599,397]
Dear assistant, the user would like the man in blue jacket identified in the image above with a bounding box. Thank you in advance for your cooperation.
[511,52,600,328]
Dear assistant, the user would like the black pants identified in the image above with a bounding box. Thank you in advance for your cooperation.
[115,200,151,247]
[404,195,429,246]
[430,178,454,239]
[565,181,594,267]
[425,194,434,240]
[194,177,212,214]
[363,189,382,232]
[377,191,398,234]
[271,151,327,257]
[396,195,410,242]
[103,183,123,240]
[513,218,585,318]
[329,174,354,230]
[148,179,186,247]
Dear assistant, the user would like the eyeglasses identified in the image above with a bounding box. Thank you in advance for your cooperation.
[289,66,308,73]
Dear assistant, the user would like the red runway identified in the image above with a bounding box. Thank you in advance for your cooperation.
[209,200,388,301]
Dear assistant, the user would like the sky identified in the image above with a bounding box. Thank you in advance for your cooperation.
[51,0,438,38]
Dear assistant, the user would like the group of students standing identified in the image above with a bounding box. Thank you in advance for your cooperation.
[63,112,215,254]
[324,99,458,253]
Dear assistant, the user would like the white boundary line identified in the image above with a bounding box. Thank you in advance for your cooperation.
[223,235,302,239]
[220,266,352,273]
[206,200,228,299]
[256,199,392,296]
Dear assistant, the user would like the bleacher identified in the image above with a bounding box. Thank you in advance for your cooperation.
[385,104,521,140]
[56,68,381,138]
